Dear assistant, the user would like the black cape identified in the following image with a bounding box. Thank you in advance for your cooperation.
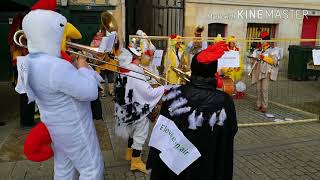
[147,76,238,180]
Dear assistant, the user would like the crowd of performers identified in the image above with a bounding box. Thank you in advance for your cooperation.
[9,0,281,179]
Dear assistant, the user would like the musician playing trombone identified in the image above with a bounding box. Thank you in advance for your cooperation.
[250,31,279,113]
[114,44,165,174]
[14,1,104,178]
[164,34,189,84]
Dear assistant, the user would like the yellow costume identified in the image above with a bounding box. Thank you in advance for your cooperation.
[221,36,244,81]
[164,35,189,84]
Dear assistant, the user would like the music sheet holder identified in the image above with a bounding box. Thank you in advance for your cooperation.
[98,33,116,53]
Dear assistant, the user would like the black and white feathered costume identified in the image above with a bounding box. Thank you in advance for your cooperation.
[147,43,238,180]
[114,49,164,150]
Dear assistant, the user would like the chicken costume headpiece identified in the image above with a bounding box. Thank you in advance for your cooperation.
[23,0,66,57]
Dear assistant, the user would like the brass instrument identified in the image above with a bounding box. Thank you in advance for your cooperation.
[101,11,118,32]
[189,26,204,55]
[247,56,260,76]
[12,30,165,84]
[139,65,168,85]
[247,55,275,76]
[172,67,191,82]
[190,38,202,55]
[175,48,191,84]
[13,30,27,48]
[66,42,169,85]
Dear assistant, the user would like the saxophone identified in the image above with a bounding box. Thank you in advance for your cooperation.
[190,25,204,55]
[189,38,203,55]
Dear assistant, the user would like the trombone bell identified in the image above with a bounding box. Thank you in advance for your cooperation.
[13,30,27,48]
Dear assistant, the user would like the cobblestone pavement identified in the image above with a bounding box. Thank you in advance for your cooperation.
[234,123,320,180]
[235,96,317,124]
[244,73,320,115]
[0,81,319,180]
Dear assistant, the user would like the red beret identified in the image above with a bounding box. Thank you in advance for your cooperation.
[197,41,228,64]
[24,122,53,162]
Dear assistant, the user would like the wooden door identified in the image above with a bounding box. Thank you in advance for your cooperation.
[301,16,319,46]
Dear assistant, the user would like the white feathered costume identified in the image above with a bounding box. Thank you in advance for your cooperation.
[15,0,104,179]
[114,48,164,150]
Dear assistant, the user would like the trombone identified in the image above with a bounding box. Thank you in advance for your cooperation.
[13,30,167,85]
[66,42,170,85]
[172,67,191,82]
[66,50,150,83]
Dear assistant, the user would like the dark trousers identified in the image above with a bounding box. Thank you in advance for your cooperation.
[100,70,115,83]
[20,93,35,127]
[91,87,103,120]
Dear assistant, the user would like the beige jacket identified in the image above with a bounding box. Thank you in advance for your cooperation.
[251,48,279,84]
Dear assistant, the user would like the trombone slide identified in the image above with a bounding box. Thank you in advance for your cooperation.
[248,60,258,77]
[171,67,191,82]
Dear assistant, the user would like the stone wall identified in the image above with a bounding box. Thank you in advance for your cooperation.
[185,0,320,10]
[184,3,320,38]
[184,2,320,72]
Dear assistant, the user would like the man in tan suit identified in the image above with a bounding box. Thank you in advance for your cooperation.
[250,31,279,113]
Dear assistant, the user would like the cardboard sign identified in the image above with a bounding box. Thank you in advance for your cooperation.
[99,33,116,53]
[218,50,240,69]
[152,50,163,66]
[149,115,201,175]
[312,49,320,65]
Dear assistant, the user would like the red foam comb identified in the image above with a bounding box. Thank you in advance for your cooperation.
[31,0,57,11]
[61,51,72,63]
[144,50,154,56]
[260,31,269,39]
[170,34,177,39]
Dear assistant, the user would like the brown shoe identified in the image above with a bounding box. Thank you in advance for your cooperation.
[260,107,267,113]
[255,106,262,111]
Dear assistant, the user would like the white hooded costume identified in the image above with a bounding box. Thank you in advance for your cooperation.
[114,48,164,150]
[15,1,104,179]
[136,30,159,85]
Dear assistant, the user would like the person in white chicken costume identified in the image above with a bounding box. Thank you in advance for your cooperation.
[15,0,104,179]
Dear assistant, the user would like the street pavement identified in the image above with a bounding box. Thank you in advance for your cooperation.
[0,79,319,180]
